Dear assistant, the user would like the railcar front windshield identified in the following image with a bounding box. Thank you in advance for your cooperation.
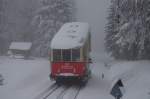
[52,48,80,62]
[72,49,80,61]
[62,50,71,61]
[53,49,61,61]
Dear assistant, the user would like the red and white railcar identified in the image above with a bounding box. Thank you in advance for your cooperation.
[49,22,91,84]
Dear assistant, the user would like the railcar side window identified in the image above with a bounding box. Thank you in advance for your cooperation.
[62,50,71,61]
[72,49,80,61]
[53,50,61,61]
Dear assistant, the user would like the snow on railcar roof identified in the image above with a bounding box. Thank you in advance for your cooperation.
[51,22,90,49]
[9,42,32,50]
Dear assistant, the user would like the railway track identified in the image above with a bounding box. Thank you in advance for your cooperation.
[56,85,82,99]
[73,86,81,99]
[35,83,82,99]
[56,86,71,99]
[42,84,60,99]
[35,83,60,99]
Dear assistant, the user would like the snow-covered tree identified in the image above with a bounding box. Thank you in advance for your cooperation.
[141,0,150,59]
[0,0,8,55]
[105,0,150,60]
[105,0,125,59]
[0,0,38,55]
[5,0,37,42]
[32,0,75,57]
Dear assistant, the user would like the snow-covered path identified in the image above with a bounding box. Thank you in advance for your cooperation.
[2,56,150,99]
[108,61,150,99]
[0,56,113,99]
[0,57,51,99]
[77,61,113,99]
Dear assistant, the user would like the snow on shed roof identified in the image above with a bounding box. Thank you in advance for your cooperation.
[9,42,32,51]
[51,22,90,49]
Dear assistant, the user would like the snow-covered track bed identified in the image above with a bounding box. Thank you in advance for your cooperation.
[40,84,82,99]
[57,85,82,99]
[69,86,82,99]
[56,85,71,99]
[34,83,60,99]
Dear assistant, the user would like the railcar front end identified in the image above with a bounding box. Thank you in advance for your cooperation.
[50,48,91,83]
[49,22,91,84]
[50,62,87,80]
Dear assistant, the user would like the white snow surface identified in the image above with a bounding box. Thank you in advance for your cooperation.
[0,55,114,99]
[51,22,90,49]
[108,61,150,99]
[0,55,150,99]
[0,57,50,99]
[9,42,32,50]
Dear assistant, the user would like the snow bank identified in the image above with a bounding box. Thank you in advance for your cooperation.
[108,60,150,99]
[1,55,150,99]
[0,53,114,99]
[122,61,150,99]
[51,22,90,49]
[77,61,114,99]
[0,57,51,99]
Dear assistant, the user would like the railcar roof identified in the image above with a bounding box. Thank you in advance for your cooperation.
[51,22,90,49]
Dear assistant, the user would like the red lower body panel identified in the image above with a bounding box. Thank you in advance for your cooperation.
[50,62,86,79]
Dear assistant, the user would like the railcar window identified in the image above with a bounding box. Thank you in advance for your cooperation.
[62,50,71,61]
[72,49,80,61]
[53,50,61,61]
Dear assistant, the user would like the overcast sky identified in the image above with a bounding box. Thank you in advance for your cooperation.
[76,0,110,53]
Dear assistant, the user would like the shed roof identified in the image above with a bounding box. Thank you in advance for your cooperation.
[9,42,32,51]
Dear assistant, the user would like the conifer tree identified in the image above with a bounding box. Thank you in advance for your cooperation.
[0,0,7,55]
[105,0,150,60]
[32,0,75,56]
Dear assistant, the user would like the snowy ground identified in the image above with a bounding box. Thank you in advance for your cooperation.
[108,61,150,99]
[0,55,150,99]
[0,57,51,99]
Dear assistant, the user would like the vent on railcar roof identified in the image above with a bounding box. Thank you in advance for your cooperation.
[67,30,77,33]
[69,24,79,28]
[68,35,77,39]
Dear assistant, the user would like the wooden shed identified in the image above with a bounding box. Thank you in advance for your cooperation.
[8,42,32,59]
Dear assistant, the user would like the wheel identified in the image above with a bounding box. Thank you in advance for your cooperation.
[80,79,87,86]
[56,79,61,85]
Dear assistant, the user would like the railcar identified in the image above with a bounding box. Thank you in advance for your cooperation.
[49,22,92,84]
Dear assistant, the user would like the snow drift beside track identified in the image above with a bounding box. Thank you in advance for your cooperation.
[108,61,150,99]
